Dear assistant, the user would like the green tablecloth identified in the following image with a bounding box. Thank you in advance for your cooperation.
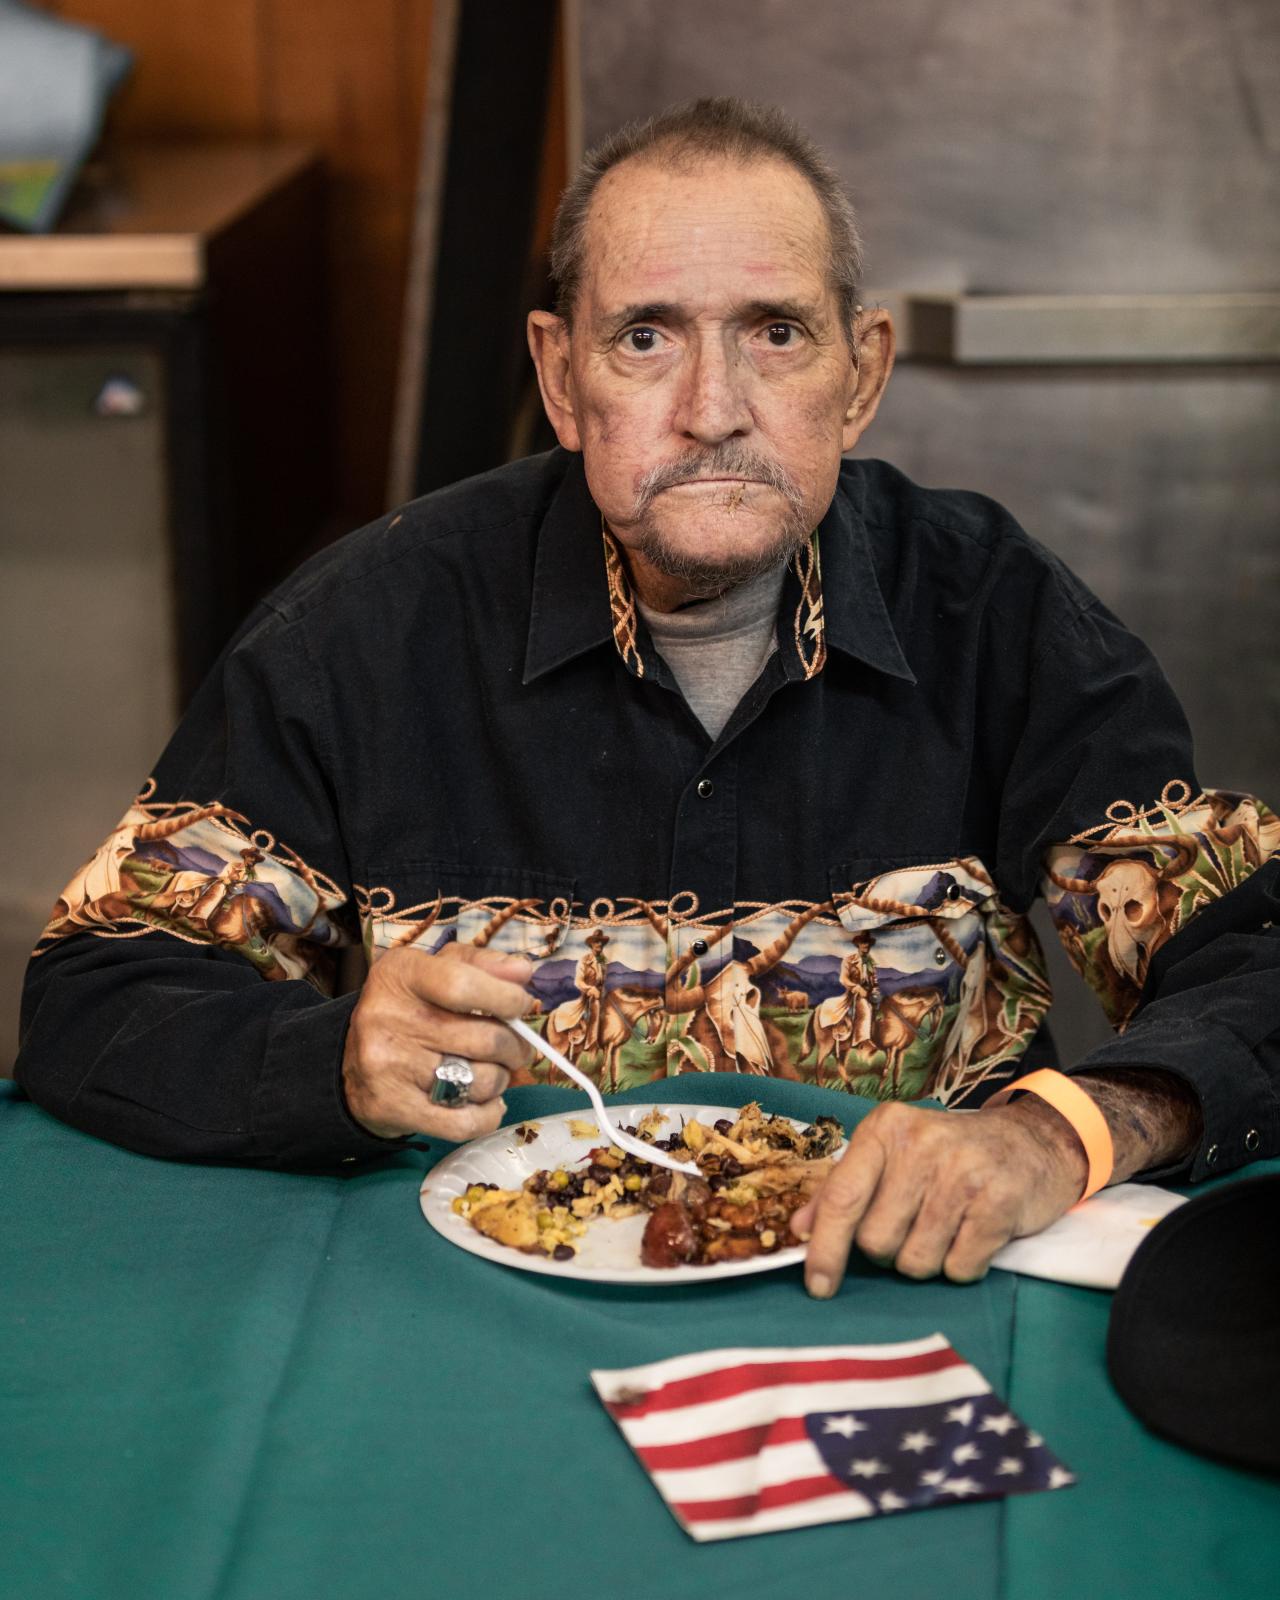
[2,1076,1277,1600]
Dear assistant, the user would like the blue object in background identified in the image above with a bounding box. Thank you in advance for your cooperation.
[0,0,132,233]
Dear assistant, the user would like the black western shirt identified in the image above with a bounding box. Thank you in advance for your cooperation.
[17,449,1280,1173]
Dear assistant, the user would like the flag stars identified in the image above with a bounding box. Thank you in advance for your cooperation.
[797,1392,1073,1524]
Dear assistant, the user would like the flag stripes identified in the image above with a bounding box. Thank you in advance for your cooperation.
[604,1345,965,1419]
[636,1413,810,1470]
[652,1439,847,1505]
[673,1470,866,1523]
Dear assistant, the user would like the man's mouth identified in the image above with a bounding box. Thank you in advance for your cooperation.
[666,476,765,488]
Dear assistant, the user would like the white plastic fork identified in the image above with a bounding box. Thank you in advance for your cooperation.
[507,1016,700,1177]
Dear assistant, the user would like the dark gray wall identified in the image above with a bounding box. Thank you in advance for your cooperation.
[581,0,1278,294]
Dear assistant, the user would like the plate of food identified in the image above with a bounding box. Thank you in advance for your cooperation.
[419,1102,844,1283]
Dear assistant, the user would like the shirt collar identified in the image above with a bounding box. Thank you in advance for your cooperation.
[815,467,917,683]
[523,450,915,686]
[522,453,617,683]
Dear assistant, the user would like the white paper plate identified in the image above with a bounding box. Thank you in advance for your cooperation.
[420,1103,838,1284]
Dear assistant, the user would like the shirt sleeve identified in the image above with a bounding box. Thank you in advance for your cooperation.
[14,601,401,1167]
[997,595,1280,1182]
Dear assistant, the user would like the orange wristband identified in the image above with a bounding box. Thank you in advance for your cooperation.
[987,1069,1114,1200]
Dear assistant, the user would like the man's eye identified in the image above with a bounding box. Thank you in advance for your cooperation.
[622,327,661,353]
[764,323,799,346]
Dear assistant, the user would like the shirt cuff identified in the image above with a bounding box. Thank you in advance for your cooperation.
[252,989,411,1167]
[1064,1018,1279,1184]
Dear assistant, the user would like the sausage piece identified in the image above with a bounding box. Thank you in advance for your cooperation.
[641,1201,698,1268]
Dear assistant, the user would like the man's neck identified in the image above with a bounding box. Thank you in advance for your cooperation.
[635,563,786,740]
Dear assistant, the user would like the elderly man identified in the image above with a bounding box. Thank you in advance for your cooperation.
[17,98,1279,1296]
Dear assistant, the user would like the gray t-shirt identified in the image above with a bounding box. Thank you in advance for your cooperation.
[637,563,785,739]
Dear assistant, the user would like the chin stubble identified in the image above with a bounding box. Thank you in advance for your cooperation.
[627,446,812,594]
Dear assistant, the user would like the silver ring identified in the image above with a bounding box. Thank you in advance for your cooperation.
[430,1055,475,1108]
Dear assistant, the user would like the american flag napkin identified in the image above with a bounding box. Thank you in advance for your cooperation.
[591,1333,1075,1541]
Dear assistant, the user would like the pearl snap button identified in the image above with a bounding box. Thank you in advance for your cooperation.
[1205,1143,1219,1166]
[1245,1129,1260,1151]
[696,779,714,799]
[933,948,948,966]
[692,938,709,956]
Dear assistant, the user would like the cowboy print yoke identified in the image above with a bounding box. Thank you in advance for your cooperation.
[16,449,1280,1173]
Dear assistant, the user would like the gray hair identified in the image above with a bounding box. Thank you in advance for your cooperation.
[549,96,865,340]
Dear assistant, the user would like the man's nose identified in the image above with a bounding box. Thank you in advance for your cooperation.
[672,337,753,444]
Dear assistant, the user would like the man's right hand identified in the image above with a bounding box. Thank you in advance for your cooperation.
[341,943,536,1141]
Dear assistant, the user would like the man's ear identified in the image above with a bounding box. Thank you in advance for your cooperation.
[841,306,896,453]
[527,310,582,451]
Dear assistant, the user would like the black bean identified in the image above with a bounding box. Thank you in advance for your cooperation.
[714,1119,733,1134]
[721,1157,743,1178]
[552,1244,575,1261]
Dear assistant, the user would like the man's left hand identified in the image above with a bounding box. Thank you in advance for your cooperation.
[790,1097,1089,1295]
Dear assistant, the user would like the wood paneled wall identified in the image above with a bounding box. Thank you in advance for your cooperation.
[39,0,435,524]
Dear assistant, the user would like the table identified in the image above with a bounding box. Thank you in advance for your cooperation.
[2,1076,1277,1600]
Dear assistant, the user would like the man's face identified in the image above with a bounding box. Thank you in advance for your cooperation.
[529,153,892,601]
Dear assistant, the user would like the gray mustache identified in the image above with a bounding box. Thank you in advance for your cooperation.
[634,451,803,512]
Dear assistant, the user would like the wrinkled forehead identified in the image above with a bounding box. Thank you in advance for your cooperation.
[578,152,836,320]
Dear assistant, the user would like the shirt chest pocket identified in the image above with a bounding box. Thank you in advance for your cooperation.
[359,862,577,962]
[826,856,998,991]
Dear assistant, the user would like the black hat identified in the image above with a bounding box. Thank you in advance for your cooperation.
[1107,1174,1280,1474]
